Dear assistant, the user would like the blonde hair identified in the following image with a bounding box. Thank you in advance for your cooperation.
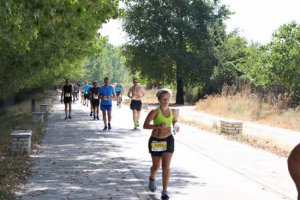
[156,89,172,100]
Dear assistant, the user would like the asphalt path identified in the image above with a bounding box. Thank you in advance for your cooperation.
[16,98,297,200]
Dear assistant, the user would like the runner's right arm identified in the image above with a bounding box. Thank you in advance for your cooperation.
[61,85,64,102]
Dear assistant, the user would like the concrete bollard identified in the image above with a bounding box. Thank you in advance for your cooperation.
[10,130,32,154]
[43,99,52,105]
[142,103,149,110]
[40,104,48,112]
[220,120,243,134]
[32,112,44,123]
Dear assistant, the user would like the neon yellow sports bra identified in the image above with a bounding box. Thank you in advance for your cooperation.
[153,107,173,127]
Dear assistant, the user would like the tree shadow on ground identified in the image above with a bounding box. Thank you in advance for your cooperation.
[16,105,201,200]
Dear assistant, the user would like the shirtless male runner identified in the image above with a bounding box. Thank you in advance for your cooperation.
[127,78,144,129]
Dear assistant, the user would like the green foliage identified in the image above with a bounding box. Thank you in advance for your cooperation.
[268,21,300,92]
[0,0,119,99]
[235,22,300,92]
[123,0,230,103]
[81,44,130,84]
[211,33,248,90]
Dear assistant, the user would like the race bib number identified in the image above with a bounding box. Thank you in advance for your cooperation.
[93,95,99,99]
[65,93,71,97]
[151,141,167,152]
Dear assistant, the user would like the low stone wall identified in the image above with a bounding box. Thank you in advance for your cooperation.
[40,104,48,112]
[10,130,32,154]
[32,112,44,123]
[220,120,243,134]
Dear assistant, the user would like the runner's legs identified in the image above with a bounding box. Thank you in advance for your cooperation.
[161,152,173,190]
[108,110,112,124]
[102,110,107,126]
[150,156,161,181]
[68,102,71,116]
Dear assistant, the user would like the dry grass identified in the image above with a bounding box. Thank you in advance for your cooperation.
[196,94,300,131]
[179,116,290,157]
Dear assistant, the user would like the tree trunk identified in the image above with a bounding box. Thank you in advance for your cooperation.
[175,29,185,105]
[31,98,36,112]
[176,79,184,105]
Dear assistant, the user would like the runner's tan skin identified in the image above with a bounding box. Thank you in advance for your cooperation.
[143,90,179,193]
[288,143,300,200]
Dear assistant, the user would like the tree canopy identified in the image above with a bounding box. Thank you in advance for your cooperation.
[0,0,119,100]
[81,43,130,84]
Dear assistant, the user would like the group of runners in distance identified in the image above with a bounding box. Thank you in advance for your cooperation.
[60,76,300,200]
[60,77,179,199]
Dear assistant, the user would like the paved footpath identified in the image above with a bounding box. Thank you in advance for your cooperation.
[16,98,297,200]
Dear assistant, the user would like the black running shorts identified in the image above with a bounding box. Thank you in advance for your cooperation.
[130,100,142,111]
[148,135,174,157]
[64,97,72,104]
[92,99,100,107]
[84,94,89,100]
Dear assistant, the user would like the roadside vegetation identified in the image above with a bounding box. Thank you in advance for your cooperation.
[196,89,300,132]
[0,91,52,199]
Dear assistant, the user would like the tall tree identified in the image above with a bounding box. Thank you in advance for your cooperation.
[123,0,229,104]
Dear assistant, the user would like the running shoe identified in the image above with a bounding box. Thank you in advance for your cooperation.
[108,123,111,130]
[68,116,72,119]
[161,190,169,200]
[103,126,108,131]
[148,179,156,192]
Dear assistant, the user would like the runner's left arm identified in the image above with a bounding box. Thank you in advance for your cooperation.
[112,86,116,98]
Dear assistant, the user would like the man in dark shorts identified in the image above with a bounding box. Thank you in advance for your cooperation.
[127,78,144,129]
[90,80,100,120]
[61,79,74,119]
